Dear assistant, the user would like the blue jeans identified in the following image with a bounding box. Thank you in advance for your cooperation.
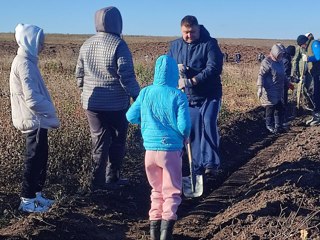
[189,98,221,175]
[313,74,320,112]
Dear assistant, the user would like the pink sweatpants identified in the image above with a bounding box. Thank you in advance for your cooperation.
[145,150,182,221]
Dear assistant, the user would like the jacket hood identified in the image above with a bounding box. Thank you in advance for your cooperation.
[312,40,320,61]
[270,44,284,61]
[15,23,44,57]
[199,25,211,42]
[153,55,179,88]
[95,6,122,35]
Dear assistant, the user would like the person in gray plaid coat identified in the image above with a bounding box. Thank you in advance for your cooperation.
[75,6,140,191]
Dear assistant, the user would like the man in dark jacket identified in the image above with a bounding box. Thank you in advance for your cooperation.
[168,15,223,178]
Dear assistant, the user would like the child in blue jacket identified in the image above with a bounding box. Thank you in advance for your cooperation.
[126,55,191,240]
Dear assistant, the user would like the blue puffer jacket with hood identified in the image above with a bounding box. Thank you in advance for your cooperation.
[168,25,223,103]
[126,55,191,151]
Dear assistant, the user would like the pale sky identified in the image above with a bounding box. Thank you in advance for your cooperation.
[1,0,319,40]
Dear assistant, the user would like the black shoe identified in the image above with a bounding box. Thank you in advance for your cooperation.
[90,183,107,192]
[104,178,129,190]
[275,127,286,134]
[114,178,129,186]
[91,178,129,191]
[205,167,219,177]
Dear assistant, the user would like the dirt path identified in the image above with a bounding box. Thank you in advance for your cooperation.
[1,107,320,240]
[128,108,320,239]
[179,116,320,240]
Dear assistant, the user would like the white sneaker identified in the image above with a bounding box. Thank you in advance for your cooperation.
[306,117,315,125]
[309,118,320,126]
[266,126,276,133]
[19,197,49,213]
[282,122,290,127]
[36,192,55,207]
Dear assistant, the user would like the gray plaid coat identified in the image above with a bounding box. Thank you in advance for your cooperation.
[75,32,140,111]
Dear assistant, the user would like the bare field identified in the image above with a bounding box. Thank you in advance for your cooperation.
[0,34,319,240]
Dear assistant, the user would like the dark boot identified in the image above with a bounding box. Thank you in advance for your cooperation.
[160,220,175,240]
[150,220,161,240]
[274,115,285,133]
[265,117,275,133]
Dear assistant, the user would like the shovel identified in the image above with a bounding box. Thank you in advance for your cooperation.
[296,61,308,109]
[178,64,203,197]
[182,142,203,198]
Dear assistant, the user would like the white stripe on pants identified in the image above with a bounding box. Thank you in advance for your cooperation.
[145,150,182,221]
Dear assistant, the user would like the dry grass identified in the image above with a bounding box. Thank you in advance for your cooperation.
[222,63,260,114]
[0,34,261,193]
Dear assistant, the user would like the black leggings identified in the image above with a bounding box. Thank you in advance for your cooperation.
[265,101,284,127]
[21,128,48,198]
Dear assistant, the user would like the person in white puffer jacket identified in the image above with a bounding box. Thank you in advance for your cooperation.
[9,23,60,213]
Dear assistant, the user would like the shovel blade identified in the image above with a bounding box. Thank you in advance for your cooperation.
[182,174,203,198]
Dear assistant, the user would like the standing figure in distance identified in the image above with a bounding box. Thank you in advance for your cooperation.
[223,52,229,62]
[168,15,223,178]
[10,23,60,213]
[235,53,241,63]
[126,55,191,240]
[75,6,140,191]
[258,53,265,62]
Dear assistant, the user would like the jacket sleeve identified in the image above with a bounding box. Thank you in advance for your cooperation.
[20,62,56,115]
[291,47,301,77]
[176,92,191,138]
[116,41,140,99]
[194,39,223,84]
[167,41,174,58]
[257,59,270,87]
[126,91,142,124]
[75,48,84,89]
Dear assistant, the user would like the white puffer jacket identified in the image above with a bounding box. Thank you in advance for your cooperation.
[9,24,60,133]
